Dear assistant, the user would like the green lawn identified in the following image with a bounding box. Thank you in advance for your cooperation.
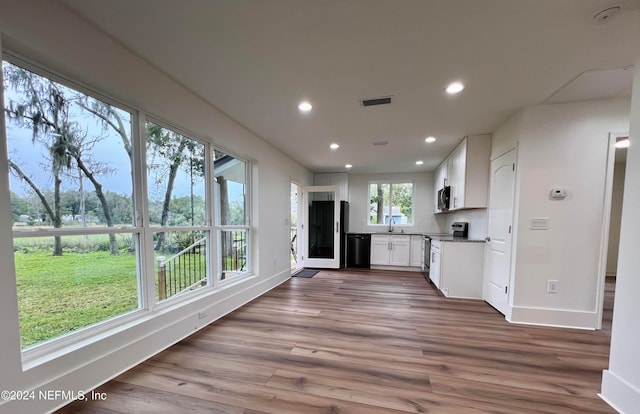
[14,251,139,348]
[13,233,215,348]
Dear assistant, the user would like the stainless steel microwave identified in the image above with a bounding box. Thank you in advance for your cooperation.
[437,186,450,210]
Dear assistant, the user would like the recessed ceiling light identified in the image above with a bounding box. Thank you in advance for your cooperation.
[345,164,353,169]
[425,136,436,143]
[298,101,312,112]
[416,161,424,165]
[615,138,630,148]
[330,143,340,150]
[445,82,464,95]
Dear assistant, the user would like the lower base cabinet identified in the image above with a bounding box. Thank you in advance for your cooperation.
[370,235,411,266]
[430,240,484,299]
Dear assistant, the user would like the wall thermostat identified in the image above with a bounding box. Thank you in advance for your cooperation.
[550,188,568,199]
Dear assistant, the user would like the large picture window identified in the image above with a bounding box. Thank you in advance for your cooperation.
[3,59,140,349]
[2,55,253,352]
[368,182,414,226]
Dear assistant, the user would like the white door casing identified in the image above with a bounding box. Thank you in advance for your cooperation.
[302,186,341,269]
[483,149,516,315]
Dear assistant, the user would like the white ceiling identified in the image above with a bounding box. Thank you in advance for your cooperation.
[58,0,640,173]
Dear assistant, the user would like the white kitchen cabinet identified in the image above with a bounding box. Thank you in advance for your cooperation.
[370,235,392,266]
[429,240,442,288]
[449,141,466,209]
[370,234,411,267]
[314,173,349,201]
[433,134,490,212]
[409,235,423,267]
[389,235,410,266]
[430,240,484,299]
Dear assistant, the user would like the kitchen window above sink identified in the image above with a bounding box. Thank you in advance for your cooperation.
[368,181,414,227]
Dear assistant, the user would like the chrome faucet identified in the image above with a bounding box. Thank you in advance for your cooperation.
[388,217,395,233]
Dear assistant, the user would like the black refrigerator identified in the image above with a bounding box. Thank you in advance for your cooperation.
[308,200,348,268]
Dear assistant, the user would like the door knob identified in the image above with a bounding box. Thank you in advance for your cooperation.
[485,236,491,242]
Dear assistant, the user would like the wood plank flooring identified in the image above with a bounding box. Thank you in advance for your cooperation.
[58,269,616,414]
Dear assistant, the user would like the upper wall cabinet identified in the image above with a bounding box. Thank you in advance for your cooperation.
[314,173,349,201]
[434,134,491,213]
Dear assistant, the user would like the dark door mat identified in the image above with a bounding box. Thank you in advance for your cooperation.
[293,269,319,278]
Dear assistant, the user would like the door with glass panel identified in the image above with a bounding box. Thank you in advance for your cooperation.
[290,182,303,273]
[302,186,340,269]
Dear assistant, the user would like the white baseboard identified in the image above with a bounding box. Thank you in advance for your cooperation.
[509,305,599,330]
[601,369,640,414]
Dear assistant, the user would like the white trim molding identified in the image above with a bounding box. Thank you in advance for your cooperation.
[509,306,600,330]
[601,369,640,414]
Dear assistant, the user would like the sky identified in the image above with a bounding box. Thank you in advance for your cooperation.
[3,59,244,211]
[5,87,203,201]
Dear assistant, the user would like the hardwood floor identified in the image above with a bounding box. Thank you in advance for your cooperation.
[59,269,616,413]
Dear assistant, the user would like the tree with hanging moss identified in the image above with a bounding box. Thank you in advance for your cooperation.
[3,62,118,255]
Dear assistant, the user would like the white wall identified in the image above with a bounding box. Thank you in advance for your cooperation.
[347,171,442,234]
[601,58,640,414]
[491,109,524,159]
[0,0,312,412]
[492,97,631,329]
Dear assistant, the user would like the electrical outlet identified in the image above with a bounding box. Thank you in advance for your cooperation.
[273,257,278,266]
[547,280,558,294]
[198,311,207,320]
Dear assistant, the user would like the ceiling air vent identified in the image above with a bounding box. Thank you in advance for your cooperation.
[361,95,393,107]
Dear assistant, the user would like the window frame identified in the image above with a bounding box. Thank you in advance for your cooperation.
[212,146,252,282]
[3,52,149,360]
[142,116,215,302]
[367,180,415,227]
[1,49,254,364]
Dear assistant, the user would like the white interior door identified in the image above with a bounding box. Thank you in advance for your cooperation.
[484,149,516,315]
[302,186,340,269]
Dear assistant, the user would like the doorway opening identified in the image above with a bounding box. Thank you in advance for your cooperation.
[290,182,303,274]
[601,134,629,332]
[600,135,628,332]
